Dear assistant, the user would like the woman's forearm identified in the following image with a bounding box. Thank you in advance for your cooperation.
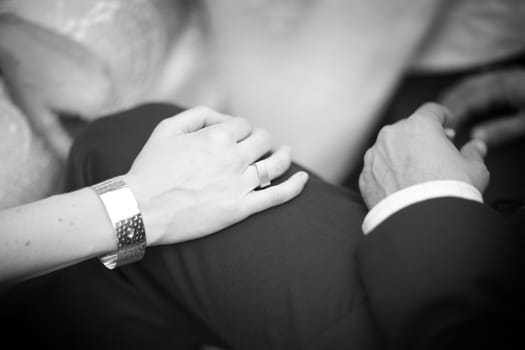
[0,187,114,283]
[0,107,308,285]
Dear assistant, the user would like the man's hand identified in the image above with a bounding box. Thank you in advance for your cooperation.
[124,106,309,245]
[440,68,525,146]
[359,103,489,209]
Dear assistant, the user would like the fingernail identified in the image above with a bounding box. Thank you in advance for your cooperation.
[297,171,309,183]
[476,140,488,157]
[444,128,456,139]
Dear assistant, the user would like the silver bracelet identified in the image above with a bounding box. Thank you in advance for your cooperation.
[92,177,146,269]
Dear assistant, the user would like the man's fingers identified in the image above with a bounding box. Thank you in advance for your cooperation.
[460,139,490,193]
[411,102,452,127]
[243,145,292,190]
[242,171,308,215]
[439,75,496,127]
[471,112,525,146]
[158,106,232,135]
[440,69,525,129]
[460,139,487,162]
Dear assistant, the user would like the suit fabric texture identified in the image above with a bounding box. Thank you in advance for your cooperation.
[1,103,523,350]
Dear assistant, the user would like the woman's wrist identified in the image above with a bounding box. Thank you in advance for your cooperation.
[120,173,164,247]
[90,177,147,269]
[121,173,202,247]
[66,187,118,258]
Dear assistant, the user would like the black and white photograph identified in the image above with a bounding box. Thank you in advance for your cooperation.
[0,0,524,349]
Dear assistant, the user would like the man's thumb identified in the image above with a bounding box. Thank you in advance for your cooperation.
[460,139,487,162]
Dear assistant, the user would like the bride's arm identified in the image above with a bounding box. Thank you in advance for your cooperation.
[0,188,115,284]
[0,107,308,285]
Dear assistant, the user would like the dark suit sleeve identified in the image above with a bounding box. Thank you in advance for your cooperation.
[356,198,525,350]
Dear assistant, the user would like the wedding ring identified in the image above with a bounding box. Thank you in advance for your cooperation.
[254,161,271,188]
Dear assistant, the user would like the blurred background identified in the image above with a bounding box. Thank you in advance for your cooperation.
[1,0,525,212]
[0,0,193,209]
[1,2,525,350]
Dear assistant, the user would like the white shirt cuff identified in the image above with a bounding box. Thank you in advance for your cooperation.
[362,180,483,234]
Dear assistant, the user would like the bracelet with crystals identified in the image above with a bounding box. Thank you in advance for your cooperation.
[91,177,146,269]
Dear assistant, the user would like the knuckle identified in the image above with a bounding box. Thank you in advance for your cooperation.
[281,151,293,166]
[358,172,367,192]
[230,149,246,167]
[421,101,443,111]
[409,116,426,130]
[363,149,373,164]
[416,102,449,119]
[274,156,290,174]
[155,118,170,130]
[256,128,271,144]
[276,147,291,163]
[237,117,252,130]
[481,165,490,180]
[231,152,245,169]
[377,125,393,140]
[192,105,213,114]
[471,163,490,185]
[209,127,233,144]
[152,118,173,136]
[219,152,241,171]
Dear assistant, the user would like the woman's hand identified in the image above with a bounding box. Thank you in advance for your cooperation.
[124,106,309,245]
[440,68,525,147]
